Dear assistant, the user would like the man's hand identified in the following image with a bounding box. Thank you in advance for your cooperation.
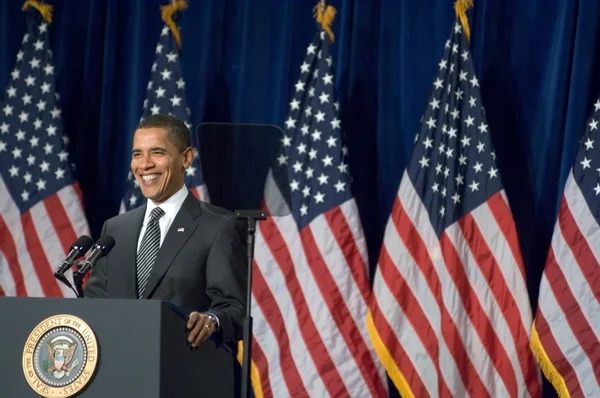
[186,312,216,348]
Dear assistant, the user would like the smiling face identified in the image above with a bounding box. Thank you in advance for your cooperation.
[131,127,193,205]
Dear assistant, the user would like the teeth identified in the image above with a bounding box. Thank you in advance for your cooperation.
[142,175,159,181]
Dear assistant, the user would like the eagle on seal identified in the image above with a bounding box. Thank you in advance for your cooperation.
[46,340,78,379]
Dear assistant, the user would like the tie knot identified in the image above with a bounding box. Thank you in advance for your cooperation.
[149,207,165,221]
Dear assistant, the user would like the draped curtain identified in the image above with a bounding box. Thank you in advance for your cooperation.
[2,1,599,396]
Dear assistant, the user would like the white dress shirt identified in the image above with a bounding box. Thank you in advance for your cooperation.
[137,184,189,251]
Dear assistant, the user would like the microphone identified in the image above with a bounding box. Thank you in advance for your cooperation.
[74,235,116,277]
[54,235,94,277]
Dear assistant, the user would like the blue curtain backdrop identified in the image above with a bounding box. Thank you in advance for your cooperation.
[2,0,599,396]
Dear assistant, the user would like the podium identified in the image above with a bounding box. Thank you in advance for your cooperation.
[1,297,236,398]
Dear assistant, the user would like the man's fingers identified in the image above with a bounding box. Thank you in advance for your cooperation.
[186,312,215,347]
[193,322,213,347]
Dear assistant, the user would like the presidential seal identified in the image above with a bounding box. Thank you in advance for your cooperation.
[22,314,99,398]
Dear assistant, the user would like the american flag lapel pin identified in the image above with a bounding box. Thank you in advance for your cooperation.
[177,227,185,232]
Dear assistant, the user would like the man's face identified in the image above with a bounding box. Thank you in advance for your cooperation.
[131,127,193,204]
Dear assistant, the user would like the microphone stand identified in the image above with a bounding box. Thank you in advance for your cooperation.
[72,261,86,298]
[54,264,83,298]
[235,210,266,398]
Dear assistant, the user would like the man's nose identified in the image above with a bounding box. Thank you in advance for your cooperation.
[139,155,154,169]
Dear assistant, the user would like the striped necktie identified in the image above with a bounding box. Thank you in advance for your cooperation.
[136,207,165,298]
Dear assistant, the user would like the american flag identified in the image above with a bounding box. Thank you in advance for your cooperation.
[119,15,207,213]
[0,8,90,297]
[531,97,600,397]
[247,19,388,398]
[366,20,542,397]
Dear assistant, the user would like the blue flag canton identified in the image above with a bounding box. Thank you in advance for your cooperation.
[122,24,204,211]
[572,97,600,219]
[0,11,74,213]
[275,30,353,229]
[407,21,503,236]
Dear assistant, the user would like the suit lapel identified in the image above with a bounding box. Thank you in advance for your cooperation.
[120,206,145,298]
[141,192,200,299]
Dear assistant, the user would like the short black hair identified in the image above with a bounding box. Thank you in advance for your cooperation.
[136,114,191,152]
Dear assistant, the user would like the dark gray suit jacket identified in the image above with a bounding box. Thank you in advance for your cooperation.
[84,192,247,343]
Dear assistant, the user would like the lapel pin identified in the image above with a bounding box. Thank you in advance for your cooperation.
[177,228,185,232]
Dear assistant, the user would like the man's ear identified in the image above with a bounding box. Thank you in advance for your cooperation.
[182,147,194,169]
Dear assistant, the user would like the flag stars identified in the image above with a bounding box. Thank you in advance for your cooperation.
[488,167,498,178]
[12,148,22,159]
[300,204,308,216]
[471,141,484,154]
[25,75,36,86]
[478,122,488,134]
[581,157,591,169]
[470,76,479,87]
[419,156,430,168]
[330,118,341,129]
[24,172,32,183]
[290,99,300,110]
[27,154,36,166]
[317,173,329,185]
[21,190,30,202]
[315,111,326,122]
[423,137,433,149]
[41,82,51,93]
[465,116,475,127]
[302,186,311,198]
[9,165,19,177]
[285,117,296,129]
[469,181,480,192]
[314,192,325,203]
[594,183,600,196]
[43,143,53,155]
[585,138,594,150]
[426,117,436,129]
[326,136,337,148]
[322,155,333,166]
[589,119,598,131]
[309,148,318,160]
[334,180,346,192]
[36,179,47,191]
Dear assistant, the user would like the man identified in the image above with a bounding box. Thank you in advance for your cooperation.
[84,114,246,349]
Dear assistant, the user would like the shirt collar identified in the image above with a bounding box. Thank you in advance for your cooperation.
[144,184,189,223]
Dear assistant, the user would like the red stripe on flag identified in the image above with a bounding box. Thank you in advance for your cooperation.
[457,213,523,397]
[391,199,482,397]
[487,194,528,280]
[250,335,274,398]
[258,218,343,395]
[486,194,542,395]
[300,226,387,397]
[376,244,448,397]
[439,232,496,398]
[323,207,370,301]
[43,194,78,253]
[543,246,600,386]
[21,211,62,297]
[534,304,583,396]
[251,264,300,396]
[558,197,600,304]
[369,295,429,398]
[0,215,26,296]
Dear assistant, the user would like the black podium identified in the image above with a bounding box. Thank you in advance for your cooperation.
[1,297,236,398]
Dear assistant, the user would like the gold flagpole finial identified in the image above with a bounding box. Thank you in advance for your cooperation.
[161,0,188,48]
[313,1,336,43]
[22,0,53,24]
[454,0,473,42]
